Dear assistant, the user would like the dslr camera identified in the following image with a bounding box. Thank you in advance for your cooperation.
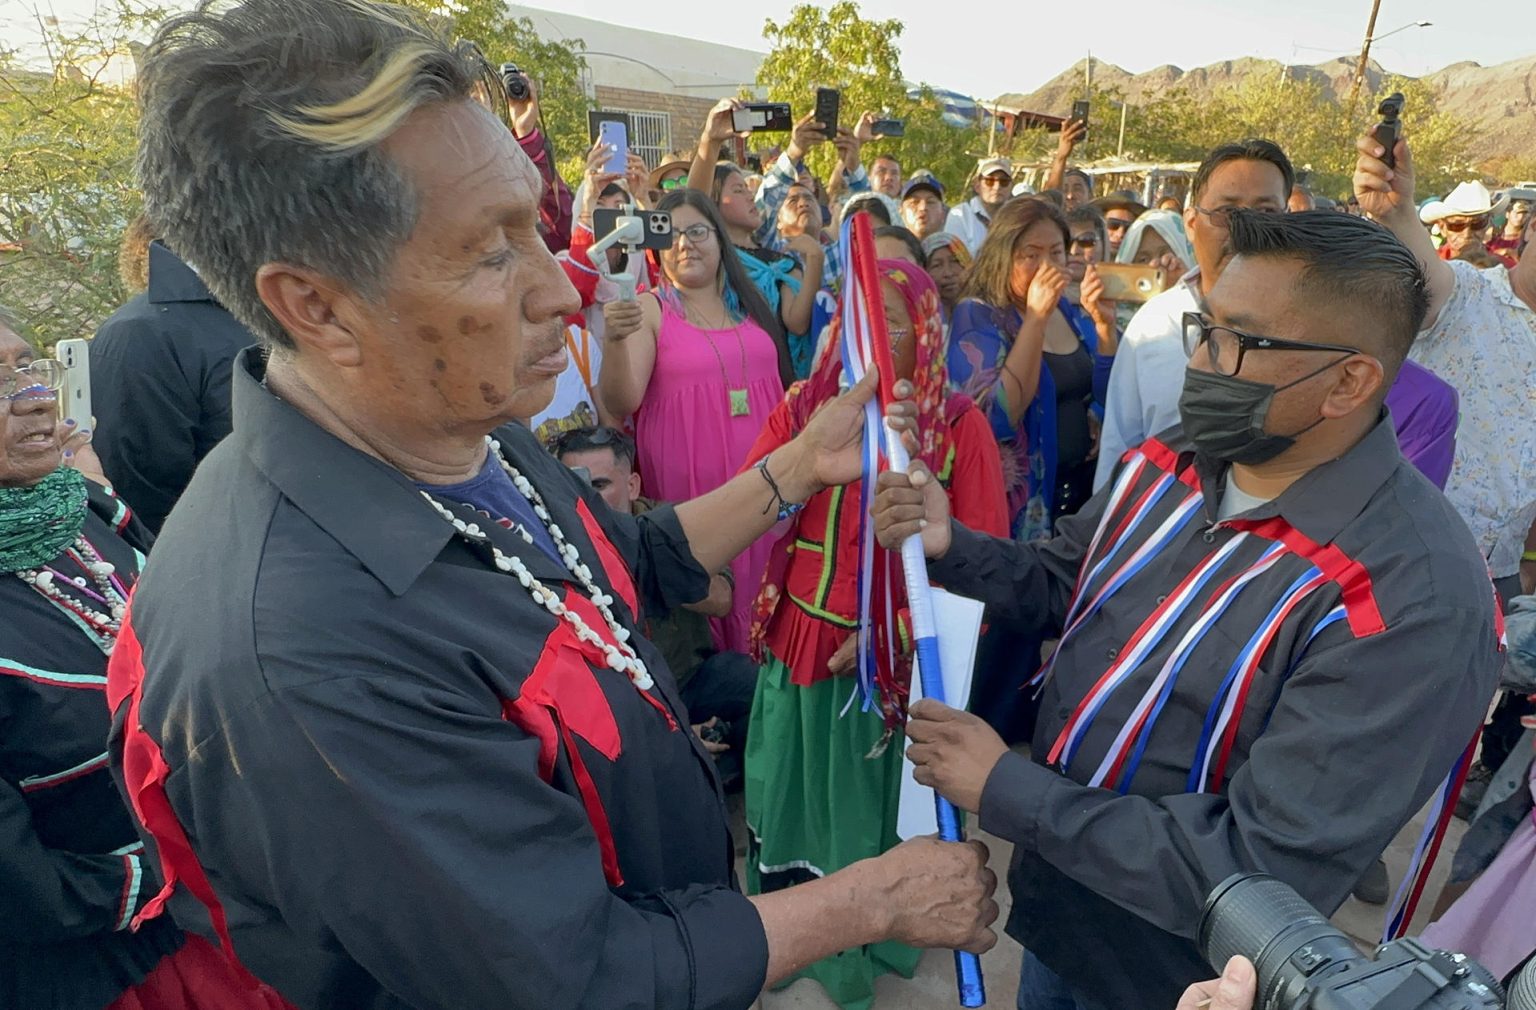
[1200,873,1531,1010]
[498,62,530,102]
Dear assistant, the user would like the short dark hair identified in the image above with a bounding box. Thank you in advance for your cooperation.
[1036,189,1066,210]
[872,153,902,170]
[874,225,926,267]
[1192,139,1295,205]
[1226,209,1427,378]
[548,425,636,468]
[1063,168,1094,196]
[1067,206,1108,252]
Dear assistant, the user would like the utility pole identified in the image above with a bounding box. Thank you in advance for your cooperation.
[1348,0,1384,115]
[1085,51,1093,95]
[1117,103,1128,159]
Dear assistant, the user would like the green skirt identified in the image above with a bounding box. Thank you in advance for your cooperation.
[744,650,921,1010]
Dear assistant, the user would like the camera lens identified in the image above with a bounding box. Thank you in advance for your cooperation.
[1511,956,1536,1010]
[1200,874,1365,1010]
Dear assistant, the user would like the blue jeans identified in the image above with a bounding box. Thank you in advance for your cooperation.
[1017,951,1091,1010]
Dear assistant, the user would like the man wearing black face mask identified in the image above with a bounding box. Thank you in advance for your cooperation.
[872,210,1503,1010]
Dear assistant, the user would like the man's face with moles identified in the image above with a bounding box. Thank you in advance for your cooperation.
[276,100,580,437]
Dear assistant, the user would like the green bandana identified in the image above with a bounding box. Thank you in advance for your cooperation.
[0,466,89,573]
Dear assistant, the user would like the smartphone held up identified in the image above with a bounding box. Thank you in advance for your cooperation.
[55,338,92,425]
[1373,92,1405,169]
[1095,263,1167,304]
[731,102,793,133]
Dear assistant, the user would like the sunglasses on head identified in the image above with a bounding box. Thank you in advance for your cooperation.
[1441,215,1490,233]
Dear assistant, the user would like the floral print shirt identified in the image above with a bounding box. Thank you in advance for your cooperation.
[1411,260,1536,577]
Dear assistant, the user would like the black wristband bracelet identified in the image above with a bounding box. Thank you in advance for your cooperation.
[756,455,805,522]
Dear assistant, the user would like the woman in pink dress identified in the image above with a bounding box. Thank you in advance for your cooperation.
[600,189,791,652]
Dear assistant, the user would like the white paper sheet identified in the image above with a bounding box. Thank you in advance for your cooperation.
[896,588,985,840]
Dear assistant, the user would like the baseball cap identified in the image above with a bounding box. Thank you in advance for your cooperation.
[902,171,946,201]
[976,156,1012,179]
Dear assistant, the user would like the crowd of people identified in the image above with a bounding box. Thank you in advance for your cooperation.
[3,1,1535,1008]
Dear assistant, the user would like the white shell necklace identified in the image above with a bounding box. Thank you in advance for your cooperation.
[419,436,653,691]
[15,536,127,654]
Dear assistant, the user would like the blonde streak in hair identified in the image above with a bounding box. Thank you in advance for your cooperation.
[268,40,442,151]
[339,0,427,36]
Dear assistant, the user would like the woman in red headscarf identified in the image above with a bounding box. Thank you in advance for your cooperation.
[739,261,1008,1009]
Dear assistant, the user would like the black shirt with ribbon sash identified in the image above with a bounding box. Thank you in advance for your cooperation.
[929,416,1503,1010]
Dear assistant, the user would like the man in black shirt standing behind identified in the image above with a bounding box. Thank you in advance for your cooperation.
[90,239,252,531]
[875,210,1503,1010]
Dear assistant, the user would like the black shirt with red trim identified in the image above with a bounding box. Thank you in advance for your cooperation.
[930,416,1503,1010]
[107,348,768,1010]
[0,482,182,1009]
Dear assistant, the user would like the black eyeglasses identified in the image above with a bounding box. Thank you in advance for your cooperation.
[672,223,716,246]
[1181,312,1359,376]
[1191,204,1283,229]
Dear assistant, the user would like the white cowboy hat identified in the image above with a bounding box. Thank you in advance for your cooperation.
[1419,180,1508,223]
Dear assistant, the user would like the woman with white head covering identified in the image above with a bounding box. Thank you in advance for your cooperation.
[1115,209,1195,282]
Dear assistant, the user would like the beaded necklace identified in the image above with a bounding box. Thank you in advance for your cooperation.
[15,536,128,655]
[420,437,652,691]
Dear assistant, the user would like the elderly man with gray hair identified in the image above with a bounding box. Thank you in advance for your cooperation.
[104,2,997,1008]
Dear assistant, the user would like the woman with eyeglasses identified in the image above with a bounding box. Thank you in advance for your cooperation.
[739,261,1007,1010]
[599,190,790,654]
[0,311,289,1010]
[948,198,1117,543]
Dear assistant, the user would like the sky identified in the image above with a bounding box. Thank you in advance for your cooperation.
[5,0,1534,100]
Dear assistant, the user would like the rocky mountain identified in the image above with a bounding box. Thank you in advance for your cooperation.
[998,53,1536,172]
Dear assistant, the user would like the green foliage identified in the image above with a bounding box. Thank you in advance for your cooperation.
[1048,73,1470,201]
[396,0,590,166]
[0,3,164,347]
[0,0,587,348]
[756,1,988,196]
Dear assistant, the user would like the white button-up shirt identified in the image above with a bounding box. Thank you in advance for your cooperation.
[1411,260,1536,577]
[945,197,992,255]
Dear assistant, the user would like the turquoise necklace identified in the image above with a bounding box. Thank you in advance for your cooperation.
[0,467,89,573]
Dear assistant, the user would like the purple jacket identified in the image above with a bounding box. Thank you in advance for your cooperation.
[1386,358,1458,490]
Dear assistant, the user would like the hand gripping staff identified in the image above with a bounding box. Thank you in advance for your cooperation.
[841,213,986,1006]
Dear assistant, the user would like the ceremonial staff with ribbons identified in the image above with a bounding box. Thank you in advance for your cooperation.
[838,212,987,1007]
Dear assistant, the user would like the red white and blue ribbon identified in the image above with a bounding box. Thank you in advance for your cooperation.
[835,216,896,719]
[840,213,985,1007]
[1383,733,1480,941]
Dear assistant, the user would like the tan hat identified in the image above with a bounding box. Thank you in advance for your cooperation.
[1419,180,1508,223]
[648,152,693,192]
[975,156,1012,180]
